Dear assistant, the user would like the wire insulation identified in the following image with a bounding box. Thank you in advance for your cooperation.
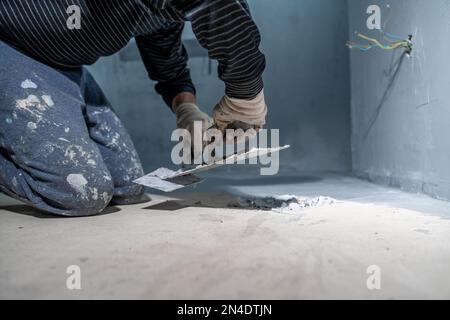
[347,31,412,53]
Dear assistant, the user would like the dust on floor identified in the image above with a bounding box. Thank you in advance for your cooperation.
[1,175,450,299]
[228,195,339,213]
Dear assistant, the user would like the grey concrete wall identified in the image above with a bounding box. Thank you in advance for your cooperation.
[348,0,450,200]
[89,0,351,173]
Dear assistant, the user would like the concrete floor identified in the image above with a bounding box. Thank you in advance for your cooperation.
[1,171,450,299]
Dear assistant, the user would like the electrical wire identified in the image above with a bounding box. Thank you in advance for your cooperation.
[357,33,407,50]
[346,31,412,53]
[382,30,406,41]
[346,42,374,52]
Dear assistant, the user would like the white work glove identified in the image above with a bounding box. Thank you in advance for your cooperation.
[213,89,267,143]
[175,102,213,133]
[174,103,213,161]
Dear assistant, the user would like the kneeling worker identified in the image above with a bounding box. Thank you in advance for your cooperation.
[0,0,267,216]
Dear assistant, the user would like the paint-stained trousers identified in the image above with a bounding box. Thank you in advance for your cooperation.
[0,41,147,216]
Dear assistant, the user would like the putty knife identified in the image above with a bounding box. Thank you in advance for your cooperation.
[133,145,290,192]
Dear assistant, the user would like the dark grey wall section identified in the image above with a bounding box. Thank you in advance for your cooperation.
[251,0,351,172]
[348,0,450,200]
[88,0,351,173]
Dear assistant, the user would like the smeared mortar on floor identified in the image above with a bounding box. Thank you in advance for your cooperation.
[228,195,340,214]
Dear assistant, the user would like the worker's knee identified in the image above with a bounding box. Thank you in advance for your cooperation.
[59,172,114,217]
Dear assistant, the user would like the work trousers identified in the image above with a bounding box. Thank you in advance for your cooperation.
[0,41,147,216]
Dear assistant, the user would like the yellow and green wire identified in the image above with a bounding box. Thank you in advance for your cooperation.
[346,30,412,53]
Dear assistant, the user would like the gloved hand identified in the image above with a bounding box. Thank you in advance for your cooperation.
[174,102,213,161]
[213,90,267,144]
[175,102,213,133]
[213,91,267,144]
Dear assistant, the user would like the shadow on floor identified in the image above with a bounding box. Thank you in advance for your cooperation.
[144,201,191,211]
[0,204,121,219]
[143,191,298,212]
[0,175,325,216]
[142,174,325,213]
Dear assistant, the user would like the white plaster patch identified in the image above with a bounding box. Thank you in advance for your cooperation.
[41,95,54,107]
[15,95,48,121]
[102,192,111,203]
[90,187,99,201]
[21,79,38,89]
[16,95,39,108]
[27,122,37,130]
[66,174,88,196]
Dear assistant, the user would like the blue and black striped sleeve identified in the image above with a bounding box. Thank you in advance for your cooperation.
[180,0,266,100]
[138,0,265,108]
[136,21,196,108]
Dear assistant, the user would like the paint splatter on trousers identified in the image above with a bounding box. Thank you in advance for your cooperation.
[0,41,146,216]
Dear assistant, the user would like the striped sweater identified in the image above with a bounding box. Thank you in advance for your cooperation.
[0,0,265,107]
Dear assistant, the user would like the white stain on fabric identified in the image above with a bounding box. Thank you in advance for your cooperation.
[21,79,38,89]
[102,192,111,203]
[42,142,55,154]
[12,177,18,188]
[64,144,97,166]
[27,122,37,130]
[129,155,143,175]
[65,147,77,161]
[5,118,12,124]
[15,95,49,122]
[106,132,122,150]
[66,174,88,196]
[90,187,99,201]
[100,123,111,132]
[41,95,54,107]
[16,95,40,108]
